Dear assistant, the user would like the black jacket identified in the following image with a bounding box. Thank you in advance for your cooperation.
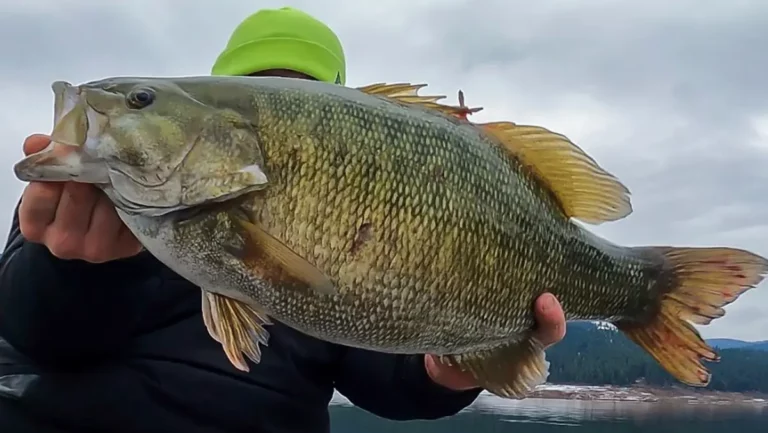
[0,203,480,433]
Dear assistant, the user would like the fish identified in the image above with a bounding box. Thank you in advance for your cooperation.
[14,75,768,399]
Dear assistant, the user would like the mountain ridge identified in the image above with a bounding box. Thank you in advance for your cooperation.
[582,321,768,351]
[706,337,768,351]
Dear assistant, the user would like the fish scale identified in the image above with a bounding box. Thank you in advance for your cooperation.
[13,75,768,399]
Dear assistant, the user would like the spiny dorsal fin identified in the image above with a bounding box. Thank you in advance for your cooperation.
[357,82,483,120]
[479,121,632,224]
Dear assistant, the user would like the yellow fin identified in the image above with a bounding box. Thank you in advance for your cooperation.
[357,82,483,120]
[479,121,632,224]
[439,336,549,399]
[231,216,336,296]
[201,291,272,372]
[616,246,768,386]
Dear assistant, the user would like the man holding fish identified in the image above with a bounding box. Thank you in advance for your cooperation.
[0,7,567,433]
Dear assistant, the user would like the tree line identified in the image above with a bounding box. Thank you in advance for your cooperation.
[545,322,768,393]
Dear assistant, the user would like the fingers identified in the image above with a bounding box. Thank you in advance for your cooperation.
[19,134,60,241]
[19,182,142,263]
[114,225,144,258]
[23,134,51,156]
[424,355,479,392]
[46,182,97,245]
[19,182,63,242]
[41,183,98,260]
[82,194,142,262]
[532,292,566,348]
[18,133,143,263]
[80,193,126,263]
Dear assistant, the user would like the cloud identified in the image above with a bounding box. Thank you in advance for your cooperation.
[0,0,766,340]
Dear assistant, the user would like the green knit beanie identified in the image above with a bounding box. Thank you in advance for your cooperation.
[211,7,346,85]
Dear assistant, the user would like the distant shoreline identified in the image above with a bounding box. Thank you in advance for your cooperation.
[528,384,768,405]
[331,384,768,409]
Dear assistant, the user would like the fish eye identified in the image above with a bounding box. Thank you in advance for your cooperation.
[126,88,155,109]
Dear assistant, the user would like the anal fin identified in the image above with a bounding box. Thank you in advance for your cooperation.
[439,336,549,399]
[201,291,272,372]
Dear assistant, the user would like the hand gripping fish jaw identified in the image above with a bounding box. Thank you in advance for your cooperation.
[14,81,111,184]
[14,79,271,218]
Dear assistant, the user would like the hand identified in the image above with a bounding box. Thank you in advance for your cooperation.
[424,292,566,391]
[18,134,143,263]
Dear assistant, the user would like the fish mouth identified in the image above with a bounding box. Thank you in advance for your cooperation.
[13,81,110,184]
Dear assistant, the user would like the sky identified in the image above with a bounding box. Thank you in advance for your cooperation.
[0,0,767,340]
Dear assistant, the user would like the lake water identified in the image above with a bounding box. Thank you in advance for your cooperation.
[329,393,768,432]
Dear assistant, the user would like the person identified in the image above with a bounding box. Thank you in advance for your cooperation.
[0,7,566,433]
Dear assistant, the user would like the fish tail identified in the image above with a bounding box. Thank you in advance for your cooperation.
[614,247,768,386]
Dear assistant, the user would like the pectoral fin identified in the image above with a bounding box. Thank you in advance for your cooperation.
[201,291,272,372]
[439,336,550,399]
[230,216,336,296]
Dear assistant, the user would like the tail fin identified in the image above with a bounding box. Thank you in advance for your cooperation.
[615,247,768,387]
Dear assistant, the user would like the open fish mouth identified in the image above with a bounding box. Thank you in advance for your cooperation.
[13,81,110,184]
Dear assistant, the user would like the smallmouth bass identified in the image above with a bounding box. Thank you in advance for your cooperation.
[14,76,768,398]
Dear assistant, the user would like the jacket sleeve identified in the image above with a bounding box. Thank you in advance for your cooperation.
[334,348,481,420]
[0,200,153,366]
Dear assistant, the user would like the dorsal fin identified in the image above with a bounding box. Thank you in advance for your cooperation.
[479,121,632,224]
[357,82,483,119]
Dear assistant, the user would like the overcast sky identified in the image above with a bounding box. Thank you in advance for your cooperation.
[1,0,767,341]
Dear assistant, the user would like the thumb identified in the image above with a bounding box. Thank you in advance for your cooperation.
[23,134,52,156]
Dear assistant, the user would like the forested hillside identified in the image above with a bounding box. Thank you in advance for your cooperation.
[545,322,768,393]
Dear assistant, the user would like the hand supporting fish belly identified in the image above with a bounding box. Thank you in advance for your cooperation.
[14,75,768,399]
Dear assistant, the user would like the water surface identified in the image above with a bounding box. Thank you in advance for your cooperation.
[330,393,768,432]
